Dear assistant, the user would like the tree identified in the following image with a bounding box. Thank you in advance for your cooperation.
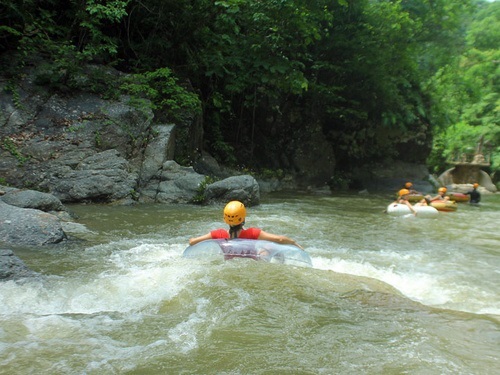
[427,0,499,173]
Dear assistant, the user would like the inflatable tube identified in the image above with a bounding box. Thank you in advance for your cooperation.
[386,204,439,217]
[407,194,424,203]
[183,239,313,268]
[430,200,458,212]
[447,192,470,202]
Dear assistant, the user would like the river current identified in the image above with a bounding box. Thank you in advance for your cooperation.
[1,192,499,374]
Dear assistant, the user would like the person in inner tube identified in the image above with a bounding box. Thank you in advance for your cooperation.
[427,187,450,202]
[415,197,431,206]
[402,181,420,195]
[188,200,303,249]
[393,188,417,216]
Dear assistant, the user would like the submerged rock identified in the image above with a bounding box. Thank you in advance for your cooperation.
[0,249,39,281]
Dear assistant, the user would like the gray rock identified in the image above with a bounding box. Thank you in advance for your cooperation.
[47,150,137,202]
[145,160,205,203]
[0,249,39,281]
[193,151,232,179]
[0,201,66,246]
[204,175,260,206]
[437,168,497,193]
[0,74,153,204]
[138,124,176,185]
[77,149,129,171]
[0,188,65,212]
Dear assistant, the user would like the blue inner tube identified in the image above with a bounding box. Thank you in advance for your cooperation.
[183,239,312,268]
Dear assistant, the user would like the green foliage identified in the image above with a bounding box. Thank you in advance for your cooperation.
[428,121,499,173]
[426,0,499,174]
[191,176,218,204]
[258,168,284,180]
[329,171,351,191]
[237,166,285,180]
[1,137,30,166]
[466,1,500,50]
[0,2,127,101]
[79,0,130,60]
[4,82,23,109]
[307,0,434,166]
[1,0,495,179]
[94,130,102,148]
[2,0,129,90]
[121,68,201,123]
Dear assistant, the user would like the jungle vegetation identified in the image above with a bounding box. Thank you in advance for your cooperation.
[1,0,498,181]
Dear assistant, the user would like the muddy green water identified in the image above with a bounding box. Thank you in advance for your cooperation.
[1,192,499,374]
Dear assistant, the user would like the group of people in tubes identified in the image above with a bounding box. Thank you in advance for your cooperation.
[393,181,481,215]
[190,183,483,245]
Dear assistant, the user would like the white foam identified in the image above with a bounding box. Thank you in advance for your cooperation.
[0,243,195,316]
[311,255,500,315]
[167,297,210,353]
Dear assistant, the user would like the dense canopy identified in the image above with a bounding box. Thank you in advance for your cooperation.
[1,0,498,183]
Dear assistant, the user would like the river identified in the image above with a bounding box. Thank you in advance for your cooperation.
[1,192,499,374]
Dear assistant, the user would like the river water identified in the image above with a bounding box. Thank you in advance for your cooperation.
[1,192,499,374]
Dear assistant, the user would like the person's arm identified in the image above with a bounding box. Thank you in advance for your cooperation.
[257,230,303,249]
[189,232,212,246]
[404,200,417,215]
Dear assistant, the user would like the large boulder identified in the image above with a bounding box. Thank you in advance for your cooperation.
[141,160,206,203]
[0,187,65,212]
[438,168,497,193]
[193,151,233,179]
[136,125,208,203]
[45,149,137,202]
[138,124,176,185]
[0,201,66,246]
[204,175,260,206]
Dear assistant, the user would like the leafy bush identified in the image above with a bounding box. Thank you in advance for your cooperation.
[121,68,201,123]
[428,121,499,174]
[191,176,218,204]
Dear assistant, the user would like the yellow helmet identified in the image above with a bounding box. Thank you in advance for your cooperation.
[473,183,479,188]
[405,182,413,188]
[398,189,410,196]
[223,201,246,226]
[438,187,447,193]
